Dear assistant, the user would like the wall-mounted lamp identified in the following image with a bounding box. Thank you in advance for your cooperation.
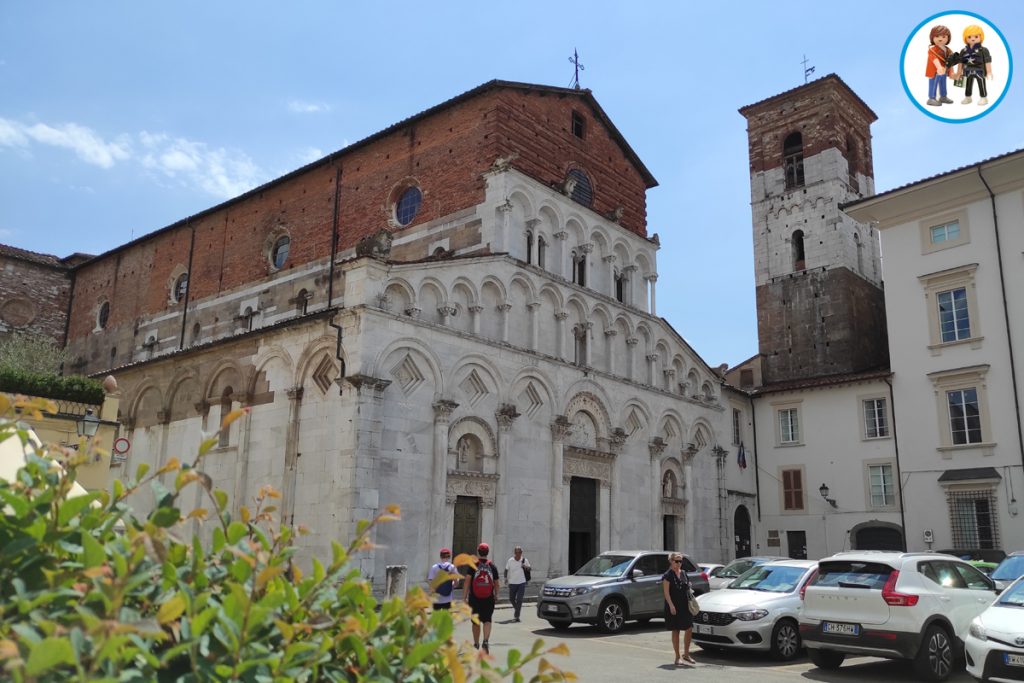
[819,483,837,508]
[77,409,101,438]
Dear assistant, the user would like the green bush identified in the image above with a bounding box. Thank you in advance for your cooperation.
[0,401,573,682]
[0,368,104,405]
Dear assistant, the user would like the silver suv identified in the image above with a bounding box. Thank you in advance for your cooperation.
[537,550,708,633]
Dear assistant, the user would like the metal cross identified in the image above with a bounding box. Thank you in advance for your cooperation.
[568,48,585,89]
[802,54,816,84]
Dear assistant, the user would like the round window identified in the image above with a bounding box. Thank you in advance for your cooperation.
[97,302,110,329]
[173,273,189,302]
[271,235,291,269]
[395,186,422,226]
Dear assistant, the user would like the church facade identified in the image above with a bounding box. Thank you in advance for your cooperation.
[47,81,754,588]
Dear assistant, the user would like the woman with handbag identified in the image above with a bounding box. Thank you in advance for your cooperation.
[662,552,697,665]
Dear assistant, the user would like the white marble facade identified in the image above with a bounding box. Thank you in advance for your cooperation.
[115,169,747,592]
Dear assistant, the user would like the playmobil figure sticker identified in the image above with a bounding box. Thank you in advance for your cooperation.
[900,11,1012,123]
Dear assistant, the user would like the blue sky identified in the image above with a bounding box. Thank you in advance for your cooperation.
[1,2,1021,369]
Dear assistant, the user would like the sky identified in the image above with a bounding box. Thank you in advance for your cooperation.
[1,2,1022,369]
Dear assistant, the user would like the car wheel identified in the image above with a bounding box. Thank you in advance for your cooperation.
[770,619,801,661]
[914,625,954,682]
[808,648,845,670]
[547,621,571,631]
[597,598,627,634]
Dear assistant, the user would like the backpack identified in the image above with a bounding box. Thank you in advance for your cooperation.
[471,560,495,599]
[434,563,455,597]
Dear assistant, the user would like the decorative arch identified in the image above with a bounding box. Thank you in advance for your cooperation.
[661,459,684,499]
[687,418,715,452]
[128,382,163,428]
[657,411,686,448]
[449,416,497,459]
[450,277,479,304]
[448,354,503,405]
[204,360,244,402]
[537,283,565,311]
[564,390,612,445]
[372,337,443,394]
[167,370,201,422]
[508,369,556,420]
[294,337,338,387]
[249,346,295,400]
[509,272,538,304]
[621,398,652,438]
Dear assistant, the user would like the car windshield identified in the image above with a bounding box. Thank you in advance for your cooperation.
[992,556,1024,581]
[718,559,757,578]
[813,561,892,589]
[997,579,1024,607]
[575,555,633,577]
[729,565,808,592]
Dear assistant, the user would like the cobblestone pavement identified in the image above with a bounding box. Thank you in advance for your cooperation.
[457,602,973,682]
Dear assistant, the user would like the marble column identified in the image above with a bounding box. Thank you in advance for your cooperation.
[646,274,658,315]
[646,353,659,386]
[604,329,617,374]
[555,311,569,360]
[549,415,572,577]
[469,304,484,335]
[553,230,568,279]
[622,265,638,307]
[603,254,617,298]
[649,437,667,548]
[527,302,540,351]
[437,304,457,327]
[608,427,626,548]
[281,386,304,530]
[494,403,520,558]
[682,444,698,551]
[431,399,459,556]
[497,197,513,254]
[582,321,594,366]
[625,337,639,381]
[498,303,513,343]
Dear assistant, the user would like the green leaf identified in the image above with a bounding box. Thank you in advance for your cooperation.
[404,641,441,669]
[58,492,101,525]
[157,594,186,624]
[150,506,181,528]
[81,532,104,568]
[0,489,29,517]
[213,489,228,512]
[25,637,75,675]
[135,462,150,481]
[226,521,247,544]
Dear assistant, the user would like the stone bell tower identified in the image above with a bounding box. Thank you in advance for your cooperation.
[739,74,888,384]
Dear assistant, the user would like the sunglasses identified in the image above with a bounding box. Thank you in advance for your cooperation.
[671,559,682,564]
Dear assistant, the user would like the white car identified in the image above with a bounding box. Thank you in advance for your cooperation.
[801,551,999,681]
[693,559,816,660]
[965,575,1024,682]
[708,556,787,590]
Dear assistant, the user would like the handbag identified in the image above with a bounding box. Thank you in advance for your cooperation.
[687,587,700,616]
[522,560,531,583]
[953,76,965,88]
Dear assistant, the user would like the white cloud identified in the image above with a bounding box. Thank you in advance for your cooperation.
[288,100,330,113]
[297,146,324,165]
[0,117,265,200]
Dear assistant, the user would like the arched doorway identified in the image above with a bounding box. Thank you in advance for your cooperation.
[854,525,904,551]
[734,505,752,558]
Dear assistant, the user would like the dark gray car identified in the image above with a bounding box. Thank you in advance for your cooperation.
[537,550,709,633]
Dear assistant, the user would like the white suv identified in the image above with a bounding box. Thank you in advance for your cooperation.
[800,551,999,681]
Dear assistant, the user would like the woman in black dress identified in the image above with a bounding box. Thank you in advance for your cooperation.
[662,552,695,665]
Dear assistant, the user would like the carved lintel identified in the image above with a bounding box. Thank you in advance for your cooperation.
[495,403,521,432]
[432,399,459,422]
[626,337,639,346]
[551,415,572,442]
[553,231,568,241]
[286,386,304,401]
[345,374,392,395]
[404,306,422,318]
[648,436,668,458]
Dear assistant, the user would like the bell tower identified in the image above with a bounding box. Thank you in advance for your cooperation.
[739,74,888,384]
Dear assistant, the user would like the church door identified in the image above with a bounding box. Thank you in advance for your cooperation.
[734,506,752,558]
[452,496,481,558]
[663,515,677,551]
[568,477,598,573]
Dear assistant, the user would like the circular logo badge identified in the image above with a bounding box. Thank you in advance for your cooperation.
[900,10,1013,123]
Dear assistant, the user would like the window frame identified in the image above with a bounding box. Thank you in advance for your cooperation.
[927,365,993,455]
[732,408,742,446]
[919,209,970,254]
[945,487,1000,550]
[393,185,423,227]
[270,235,291,270]
[864,460,897,510]
[571,110,586,139]
[95,301,110,331]
[776,406,801,446]
[936,287,971,343]
[919,264,982,354]
[780,466,806,512]
[860,395,890,440]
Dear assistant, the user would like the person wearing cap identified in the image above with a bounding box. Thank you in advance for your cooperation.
[464,542,500,653]
[504,545,531,622]
[427,547,458,610]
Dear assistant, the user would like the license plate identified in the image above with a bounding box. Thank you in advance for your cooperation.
[693,624,714,635]
[822,622,860,636]
[545,604,559,612]
[1006,653,1024,667]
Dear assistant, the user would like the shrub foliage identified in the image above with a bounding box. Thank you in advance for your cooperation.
[0,368,104,405]
[0,398,573,682]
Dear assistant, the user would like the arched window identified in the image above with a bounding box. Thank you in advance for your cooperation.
[271,235,291,269]
[243,306,254,332]
[173,272,189,303]
[191,322,201,344]
[526,230,533,265]
[783,132,805,189]
[615,269,627,303]
[97,301,110,330]
[567,169,593,208]
[218,386,234,447]
[572,251,587,287]
[395,186,422,226]
[537,235,547,269]
[792,229,806,271]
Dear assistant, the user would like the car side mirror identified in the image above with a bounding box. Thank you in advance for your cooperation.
[631,569,645,579]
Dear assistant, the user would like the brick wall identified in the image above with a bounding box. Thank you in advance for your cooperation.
[0,250,72,345]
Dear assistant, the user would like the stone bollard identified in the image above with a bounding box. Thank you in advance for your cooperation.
[385,565,408,598]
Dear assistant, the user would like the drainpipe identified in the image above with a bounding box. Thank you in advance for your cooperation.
[749,393,761,522]
[326,165,346,381]
[177,222,196,350]
[884,377,908,551]
[977,167,1024,478]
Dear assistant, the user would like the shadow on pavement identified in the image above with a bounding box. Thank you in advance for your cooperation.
[692,645,806,669]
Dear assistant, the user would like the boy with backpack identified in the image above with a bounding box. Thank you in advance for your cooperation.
[463,542,500,653]
[427,547,458,610]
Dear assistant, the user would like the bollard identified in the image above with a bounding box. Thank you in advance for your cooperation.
[385,564,408,598]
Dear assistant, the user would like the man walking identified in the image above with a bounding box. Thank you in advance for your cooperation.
[504,545,531,622]
[427,547,457,610]
[464,542,500,653]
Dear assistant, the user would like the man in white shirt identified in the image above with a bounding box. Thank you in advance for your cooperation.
[504,545,531,622]
[427,547,457,610]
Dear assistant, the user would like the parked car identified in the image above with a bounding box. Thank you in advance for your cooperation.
[536,550,708,633]
[969,560,999,578]
[941,549,1008,565]
[693,559,816,660]
[965,574,1024,682]
[708,556,787,590]
[801,551,999,681]
[991,551,1024,591]
[700,563,724,581]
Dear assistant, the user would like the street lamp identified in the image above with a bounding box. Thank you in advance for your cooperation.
[77,409,101,438]
[819,483,837,508]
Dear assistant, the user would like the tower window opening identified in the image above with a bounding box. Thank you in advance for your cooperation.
[537,235,547,269]
[526,230,533,264]
[571,111,586,139]
[792,230,806,271]
[783,132,805,189]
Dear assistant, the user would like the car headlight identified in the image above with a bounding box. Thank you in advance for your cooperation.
[571,586,592,596]
[732,609,769,622]
[969,619,987,641]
